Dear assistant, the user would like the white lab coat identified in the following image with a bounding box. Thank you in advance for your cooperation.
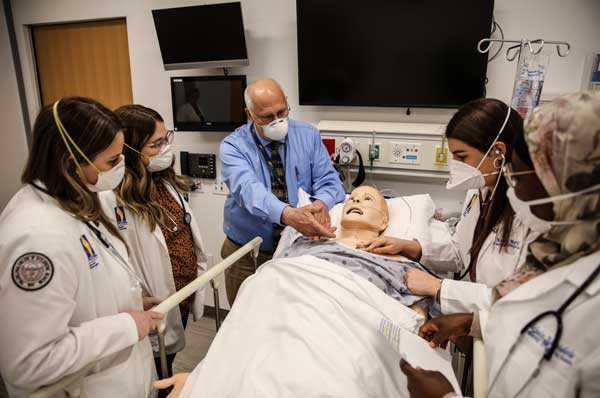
[420,189,539,314]
[99,184,207,355]
[0,185,156,398]
[481,249,600,397]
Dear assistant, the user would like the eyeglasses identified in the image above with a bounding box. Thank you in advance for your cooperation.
[250,104,291,126]
[502,163,537,188]
[146,130,174,150]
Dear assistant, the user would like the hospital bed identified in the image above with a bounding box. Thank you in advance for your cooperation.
[30,190,489,398]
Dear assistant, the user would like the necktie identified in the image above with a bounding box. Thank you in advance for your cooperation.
[269,141,287,246]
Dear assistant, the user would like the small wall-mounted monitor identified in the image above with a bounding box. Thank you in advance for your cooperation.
[171,75,247,132]
[152,2,249,70]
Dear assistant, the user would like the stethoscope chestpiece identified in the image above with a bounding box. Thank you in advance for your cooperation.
[184,212,192,225]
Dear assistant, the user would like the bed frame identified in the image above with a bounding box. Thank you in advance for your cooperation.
[30,237,262,398]
[472,337,487,398]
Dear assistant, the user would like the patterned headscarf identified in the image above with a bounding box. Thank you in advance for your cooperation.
[495,91,600,298]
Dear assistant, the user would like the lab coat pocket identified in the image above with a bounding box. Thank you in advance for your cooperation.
[80,352,132,397]
[530,365,573,397]
[80,342,155,398]
[494,335,545,397]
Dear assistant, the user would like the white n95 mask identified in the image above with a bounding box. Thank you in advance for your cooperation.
[506,184,600,234]
[446,158,492,190]
[147,144,174,172]
[446,104,512,191]
[261,117,289,141]
[87,154,125,192]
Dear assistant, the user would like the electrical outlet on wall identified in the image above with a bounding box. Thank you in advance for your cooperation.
[212,178,229,195]
[434,146,449,165]
[368,143,381,161]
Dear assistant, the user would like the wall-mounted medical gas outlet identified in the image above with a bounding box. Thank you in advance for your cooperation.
[338,137,356,165]
[389,142,422,165]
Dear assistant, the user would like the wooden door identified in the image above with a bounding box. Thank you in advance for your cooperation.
[32,18,133,110]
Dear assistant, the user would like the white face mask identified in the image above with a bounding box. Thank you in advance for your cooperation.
[147,144,174,172]
[507,184,600,233]
[446,105,512,191]
[446,158,498,190]
[260,117,289,141]
[86,155,125,192]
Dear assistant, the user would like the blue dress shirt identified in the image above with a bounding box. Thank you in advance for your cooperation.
[220,119,345,251]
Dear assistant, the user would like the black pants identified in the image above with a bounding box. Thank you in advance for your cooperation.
[154,306,190,398]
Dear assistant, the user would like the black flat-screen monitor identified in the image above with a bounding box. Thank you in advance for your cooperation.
[296,0,494,108]
[171,76,247,132]
[153,2,248,70]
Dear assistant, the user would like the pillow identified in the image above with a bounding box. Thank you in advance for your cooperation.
[273,188,436,258]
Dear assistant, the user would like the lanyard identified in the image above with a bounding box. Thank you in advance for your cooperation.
[84,221,150,294]
[251,126,288,188]
[29,183,149,293]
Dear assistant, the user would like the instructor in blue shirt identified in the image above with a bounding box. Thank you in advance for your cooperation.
[220,78,345,304]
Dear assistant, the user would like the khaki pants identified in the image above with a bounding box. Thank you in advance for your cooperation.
[222,238,272,306]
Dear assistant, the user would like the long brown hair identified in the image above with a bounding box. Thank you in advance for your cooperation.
[114,105,192,231]
[446,98,532,268]
[22,96,124,239]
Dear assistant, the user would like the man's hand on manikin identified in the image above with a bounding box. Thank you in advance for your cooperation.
[281,202,336,239]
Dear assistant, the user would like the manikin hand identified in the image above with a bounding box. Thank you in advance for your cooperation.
[356,237,422,259]
[127,310,164,341]
[153,373,190,398]
[399,359,455,398]
[404,269,441,296]
[281,204,336,238]
[418,313,474,349]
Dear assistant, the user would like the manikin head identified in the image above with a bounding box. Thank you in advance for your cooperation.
[341,186,389,234]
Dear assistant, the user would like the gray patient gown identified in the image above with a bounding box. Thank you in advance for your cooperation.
[281,237,438,313]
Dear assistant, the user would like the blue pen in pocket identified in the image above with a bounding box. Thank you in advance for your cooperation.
[295,166,300,182]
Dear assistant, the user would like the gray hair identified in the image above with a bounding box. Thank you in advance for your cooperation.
[244,78,284,113]
[244,86,254,112]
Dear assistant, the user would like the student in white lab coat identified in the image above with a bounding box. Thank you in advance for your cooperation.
[99,105,207,385]
[0,97,162,398]
[401,91,600,398]
[358,98,540,314]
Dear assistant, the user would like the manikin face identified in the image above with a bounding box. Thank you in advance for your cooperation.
[341,186,389,233]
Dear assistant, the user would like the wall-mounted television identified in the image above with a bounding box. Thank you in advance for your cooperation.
[171,75,247,132]
[296,0,494,108]
[153,2,248,70]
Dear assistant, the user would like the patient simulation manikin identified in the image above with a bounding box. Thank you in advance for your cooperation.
[281,186,436,315]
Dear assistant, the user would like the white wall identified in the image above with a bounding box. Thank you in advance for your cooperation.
[8,0,600,307]
[0,5,28,212]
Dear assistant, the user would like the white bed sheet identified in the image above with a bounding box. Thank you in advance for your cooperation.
[180,255,430,398]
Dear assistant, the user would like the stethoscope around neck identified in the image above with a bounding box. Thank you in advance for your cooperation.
[487,260,600,396]
[172,184,192,226]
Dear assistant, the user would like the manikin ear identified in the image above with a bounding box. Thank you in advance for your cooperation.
[379,216,389,233]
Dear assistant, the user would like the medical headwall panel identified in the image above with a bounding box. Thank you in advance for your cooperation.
[319,120,449,180]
